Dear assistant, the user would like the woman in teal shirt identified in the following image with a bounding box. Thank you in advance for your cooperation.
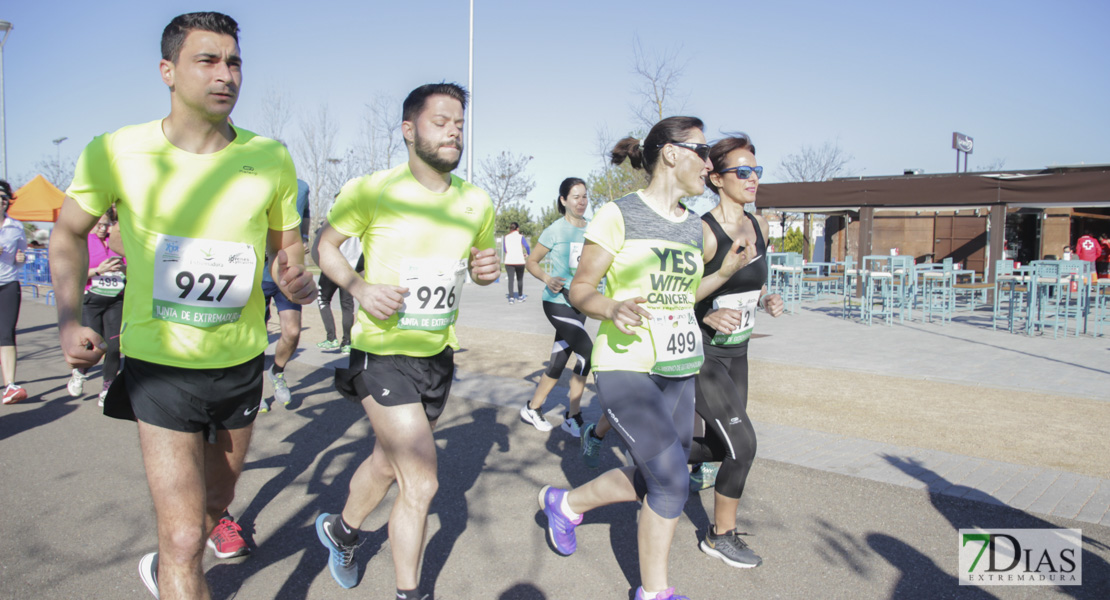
[520,177,593,436]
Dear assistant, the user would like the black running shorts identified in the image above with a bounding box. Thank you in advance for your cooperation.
[103,353,265,443]
[334,347,455,422]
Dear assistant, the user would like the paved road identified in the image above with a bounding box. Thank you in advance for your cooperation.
[2,286,1108,599]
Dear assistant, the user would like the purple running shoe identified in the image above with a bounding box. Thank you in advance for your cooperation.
[538,485,582,556]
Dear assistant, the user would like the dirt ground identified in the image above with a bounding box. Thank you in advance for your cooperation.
[288,307,1109,480]
[451,325,1110,480]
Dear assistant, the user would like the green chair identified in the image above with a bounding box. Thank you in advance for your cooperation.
[1094,279,1110,337]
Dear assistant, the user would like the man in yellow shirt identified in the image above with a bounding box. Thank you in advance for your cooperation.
[313,83,499,599]
[49,12,316,599]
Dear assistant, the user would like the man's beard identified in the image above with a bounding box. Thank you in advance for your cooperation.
[414,134,462,174]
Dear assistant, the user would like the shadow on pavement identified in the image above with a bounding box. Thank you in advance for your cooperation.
[420,407,510,595]
[880,455,1109,599]
[208,366,370,599]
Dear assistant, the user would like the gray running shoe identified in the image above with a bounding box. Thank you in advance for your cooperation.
[520,404,553,432]
[580,422,601,469]
[267,367,292,406]
[700,528,762,568]
[139,552,159,598]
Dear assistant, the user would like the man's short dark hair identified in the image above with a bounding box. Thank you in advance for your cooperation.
[402,83,468,123]
[162,12,240,63]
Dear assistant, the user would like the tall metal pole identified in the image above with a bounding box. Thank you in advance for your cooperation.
[0,21,13,181]
[53,136,67,167]
[466,0,474,181]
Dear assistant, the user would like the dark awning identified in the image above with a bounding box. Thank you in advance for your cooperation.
[757,168,1110,211]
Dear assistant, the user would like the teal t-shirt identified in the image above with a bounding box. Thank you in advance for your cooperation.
[537,217,588,306]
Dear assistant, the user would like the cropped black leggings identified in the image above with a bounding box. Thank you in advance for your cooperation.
[690,349,757,500]
[597,371,694,519]
[82,291,124,381]
[542,301,592,378]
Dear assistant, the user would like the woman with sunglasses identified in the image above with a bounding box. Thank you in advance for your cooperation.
[536,117,750,600]
[520,177,593,435]
[66,207,126,406]
[689,135,783,569]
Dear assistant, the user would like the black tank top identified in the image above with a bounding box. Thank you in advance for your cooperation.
[695,211,768,354]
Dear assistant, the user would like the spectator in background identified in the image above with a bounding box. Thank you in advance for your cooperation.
[503,221,529,304]
[1,180,29,404]
[1097,233,1109,277]
[1075,230,1101,267]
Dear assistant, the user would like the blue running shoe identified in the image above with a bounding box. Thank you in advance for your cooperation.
[316,513,359,589]
[634,586,690,600]
[538,486,582,556]
[580,422,601,469]
[689,462,719,492]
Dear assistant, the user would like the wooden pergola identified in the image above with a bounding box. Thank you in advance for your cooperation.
[756,166,1110,282]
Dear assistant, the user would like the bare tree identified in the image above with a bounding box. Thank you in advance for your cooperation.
[780,140,853,182]
[630,36,689,130]
[475,151,536,213]
[295,105,339,232]
[256,86,295,145]
[973,158,1007,172]
[359,94,405,173]
[27,154,75,192]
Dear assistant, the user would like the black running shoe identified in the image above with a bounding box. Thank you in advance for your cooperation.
[700,528,762,568]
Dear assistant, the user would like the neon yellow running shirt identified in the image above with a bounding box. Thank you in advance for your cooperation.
[585,192,704,376]
[67,120,300,369]
[327,163,496,357]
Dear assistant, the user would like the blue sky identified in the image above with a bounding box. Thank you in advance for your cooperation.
[4,0,1109,216]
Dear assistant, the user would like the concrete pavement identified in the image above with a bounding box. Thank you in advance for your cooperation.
[1,283,1108,599]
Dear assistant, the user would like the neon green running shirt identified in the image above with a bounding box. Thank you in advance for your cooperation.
[327,163,496,357]
[585,192,704,376]
[66,120,300,369]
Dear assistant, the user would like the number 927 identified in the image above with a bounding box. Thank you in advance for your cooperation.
[176,271,236,302]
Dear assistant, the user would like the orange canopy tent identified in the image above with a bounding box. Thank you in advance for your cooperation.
[8,175,66,222]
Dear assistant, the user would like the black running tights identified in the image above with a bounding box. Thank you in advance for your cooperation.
[690,350,757,500]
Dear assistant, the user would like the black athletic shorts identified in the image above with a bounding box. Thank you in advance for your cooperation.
[103,353,265,443]
[334,347,455,422]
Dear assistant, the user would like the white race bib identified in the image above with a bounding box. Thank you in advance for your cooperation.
[648,307,703,377]
[89,271,125,297]
[568,242,583,272]
[397,257,467,330]
[151,235,257,328]
[709,291,760,346]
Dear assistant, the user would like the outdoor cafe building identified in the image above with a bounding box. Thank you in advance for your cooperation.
[756,165,1110,282]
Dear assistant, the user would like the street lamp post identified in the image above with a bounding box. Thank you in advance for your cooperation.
[53,136,67,167]
[466,0,474,182]
[0,20,13,181]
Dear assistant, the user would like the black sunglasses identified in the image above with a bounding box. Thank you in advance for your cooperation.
[658,142,710,161]
[718,165,763,180]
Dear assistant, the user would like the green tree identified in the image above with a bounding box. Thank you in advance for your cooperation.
[537,203,562,232]
[586,160,647,212]
[496,203,538,238]
[773,227,805,254]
